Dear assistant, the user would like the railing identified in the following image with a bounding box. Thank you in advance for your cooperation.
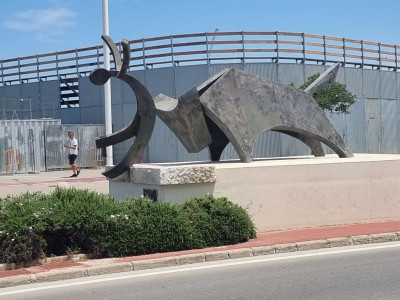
[4,148,21,175]
[1,31,399,86]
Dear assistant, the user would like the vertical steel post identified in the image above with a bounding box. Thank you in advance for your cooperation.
[205,33,210,66]
[18,58,21,83]
[1,60,4,86]
[56,52,59,79]
[102,0,113,165]
[96,46,100,67]
[361,40,364,68]
[323,35,327,64]
[170,35,175,66]
[170,35,176,98]
[378,42,382,70]
[241,31,245,63]
[342,38,346,66]
[395,45,398,71]
[275,31,279,63]
[302,33,306,63]
[36,55,40,81]
[142,39,146,68]
[75,49,79,76]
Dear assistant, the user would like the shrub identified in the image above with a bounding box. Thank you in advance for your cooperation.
[42,188,119,256]
[0,189,256,265]
[0,193,48,265]
[299,73,355,114]
[92,198,201,257]
[181,196,256,247]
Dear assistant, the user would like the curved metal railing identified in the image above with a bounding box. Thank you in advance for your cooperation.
[1,31,399,85]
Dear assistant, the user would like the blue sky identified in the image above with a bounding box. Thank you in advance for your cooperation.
[1,0,399,60]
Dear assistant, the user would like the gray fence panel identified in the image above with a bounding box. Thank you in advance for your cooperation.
[110,77,123,105]
[21,82,40,119]
[44,125,64,170]
[40,81,61,120]
[345,68,363,97]
[111,104,124,133]
[381,99,398,153]
[244,63,278,81]
[253,131,282,158]
[281,133,310,157]
[60,108,81,124]
[304,65,326,81]
[327,112,348,145]
[21,83,40,110]
[122,73,138,105]
[380,71,397,99]
[220,143,240,160]
[175,65,208,97]
[397,73,400,99]
[79,77,103,108]
[177,141,210,162]
[345,99,366,153]
[147,119,179,163]
[208,63,245,78]
[277,64,304,86]
[363,69,381,98]
[336,67,346,85]
[144,68,175,98]
[44,124,105,170]
[0,125,5,173]
[365,99,381,153]
[78,126,100,167]
[0,119,61,174]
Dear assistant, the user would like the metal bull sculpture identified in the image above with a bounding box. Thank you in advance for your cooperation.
[90,36,353,179]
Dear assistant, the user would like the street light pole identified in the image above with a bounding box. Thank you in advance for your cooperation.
[102,0,113,165]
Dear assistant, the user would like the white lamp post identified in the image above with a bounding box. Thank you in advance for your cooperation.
[102,0,113,165]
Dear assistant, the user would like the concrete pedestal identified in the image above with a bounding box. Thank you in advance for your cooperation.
[109,154,400,231]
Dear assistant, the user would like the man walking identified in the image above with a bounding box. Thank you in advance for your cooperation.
[64,131,80,177]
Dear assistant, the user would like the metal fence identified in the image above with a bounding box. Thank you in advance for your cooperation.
[1,31,399,86]
[0,120,104,174]
[44,124,105,170]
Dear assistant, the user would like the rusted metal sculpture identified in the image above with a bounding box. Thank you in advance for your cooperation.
[90,37,156,179]
[91,36,353,179]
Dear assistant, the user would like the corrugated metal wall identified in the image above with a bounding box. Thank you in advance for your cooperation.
[1,62,399,165]
[77,63,400,163]
[44,124,105,170]
[0,120,105,174]
[0,119,61,174]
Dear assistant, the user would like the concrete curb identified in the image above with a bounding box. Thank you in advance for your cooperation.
[1,232,399,289]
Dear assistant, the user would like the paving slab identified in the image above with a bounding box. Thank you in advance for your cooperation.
[0,169,108,197]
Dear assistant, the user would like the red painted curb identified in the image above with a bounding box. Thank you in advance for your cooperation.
[1,220,399,279]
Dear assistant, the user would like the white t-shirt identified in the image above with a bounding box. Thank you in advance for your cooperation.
[69,138,78,155]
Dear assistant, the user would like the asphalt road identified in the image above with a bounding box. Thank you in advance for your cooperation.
[2,242,400,300]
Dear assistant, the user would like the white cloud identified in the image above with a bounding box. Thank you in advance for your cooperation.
[4,7,76,41]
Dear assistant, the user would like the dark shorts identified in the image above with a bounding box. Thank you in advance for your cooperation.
[68,154,78,165]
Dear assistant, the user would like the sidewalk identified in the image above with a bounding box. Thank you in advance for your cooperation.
[0,169,108,198]
[1,220,400,288]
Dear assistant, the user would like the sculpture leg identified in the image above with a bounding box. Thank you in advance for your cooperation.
[274,130,325,157]
[204,115,230,161]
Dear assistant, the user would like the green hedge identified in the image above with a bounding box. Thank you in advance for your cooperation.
[0,189,255,265]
